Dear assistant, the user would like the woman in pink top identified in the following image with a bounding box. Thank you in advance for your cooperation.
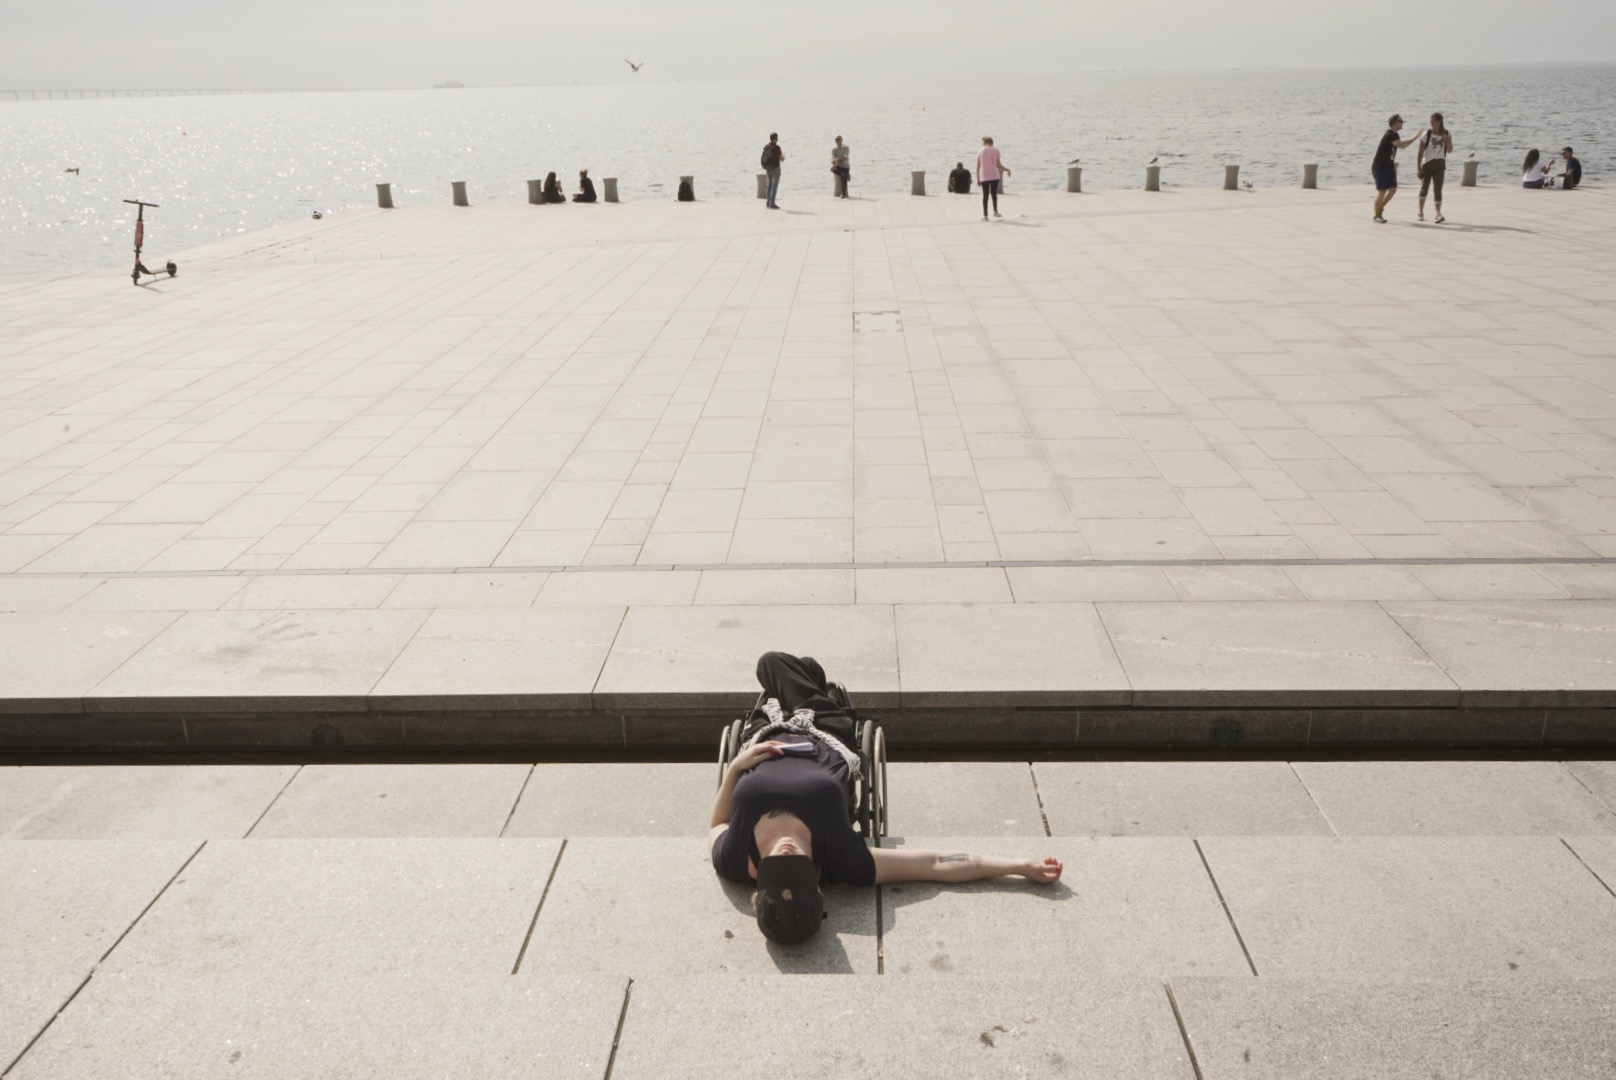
[976,136,1011,220]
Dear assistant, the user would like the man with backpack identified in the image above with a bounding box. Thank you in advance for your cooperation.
[761,133,785,209]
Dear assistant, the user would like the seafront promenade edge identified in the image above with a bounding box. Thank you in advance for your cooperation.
[0,184,1612,751]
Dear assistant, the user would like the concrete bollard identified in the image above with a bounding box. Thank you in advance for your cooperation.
[911,170,926,196]
[1461,159,1479,187]
[757,173,767,199]
[604,177,618,203]
[452,180,468,207]
[1302,163,1318,189]
[681,175,695,199]
[1224,164,1240,190]
[1145,165,1161,192]
[376,182,394,209]
[526,179,542,205]
[1066,166,1082,193]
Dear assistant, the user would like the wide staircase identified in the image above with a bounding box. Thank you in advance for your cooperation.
[3,757,1614,1078]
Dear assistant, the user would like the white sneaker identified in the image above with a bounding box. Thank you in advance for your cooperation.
[993,211,1002,218]
[1417,212,1424,221]
[982,215,988,221]
[1373,215,1387,223]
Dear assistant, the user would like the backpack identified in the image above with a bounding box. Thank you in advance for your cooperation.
[761,143,780,169]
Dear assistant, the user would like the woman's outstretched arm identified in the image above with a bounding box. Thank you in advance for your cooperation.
[870,848,1063,885]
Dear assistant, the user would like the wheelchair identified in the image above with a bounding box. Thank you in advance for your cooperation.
[716,681,888,840]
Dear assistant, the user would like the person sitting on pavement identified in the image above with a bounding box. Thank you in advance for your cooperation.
[1556,147,1582,190]
[542,172,567,203]
[572,169,597,203]
[1522,149,1549,189]
[948,161,972,194]
[710,651,1064,945]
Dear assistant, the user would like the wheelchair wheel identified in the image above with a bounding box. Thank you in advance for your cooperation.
[873,725,888,837]
[856,719,875,838]
[717,717,744,788]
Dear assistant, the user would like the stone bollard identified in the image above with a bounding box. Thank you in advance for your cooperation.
[1224,164,1240,190]
[452,180,468,206]
[911,170,926,196]
[1145,165,1161,192]
[1302,163,1318,189]
[1461,159,1479,187]
[604,177,618,202]
[757,173,767,199]
[1066,166,1082,193]
[526,179,542,205]
[376,183,394,209]
[681,175,695,199]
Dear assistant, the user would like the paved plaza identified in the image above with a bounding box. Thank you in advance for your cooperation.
[3,758,1616,1077]
[1,183,1614,748]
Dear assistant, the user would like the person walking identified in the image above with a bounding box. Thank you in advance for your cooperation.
[830,135,850,199]
[1372,114,1423,223]
[761,133,785,209]
[1416,112,1452,223]
[976,136,1011,220]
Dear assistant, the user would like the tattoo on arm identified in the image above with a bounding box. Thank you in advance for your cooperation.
[936,853,973,864]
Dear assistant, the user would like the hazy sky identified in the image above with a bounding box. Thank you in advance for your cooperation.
[5,0,1614,88]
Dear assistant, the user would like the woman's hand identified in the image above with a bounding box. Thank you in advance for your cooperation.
[1019,857,1063,884]
[727,740,785,778]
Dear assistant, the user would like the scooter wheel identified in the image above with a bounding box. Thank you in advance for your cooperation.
[166,262,177,277]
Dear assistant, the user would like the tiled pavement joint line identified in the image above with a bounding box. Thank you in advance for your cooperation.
[601,977,634,1080]
[1027,762,1053,837]
[5,554,1616,583]
[1162,982,1206,1080]
[1287,761,1340,837]
[1561,838,1616,902]
[511,838,567,975]
[875,885,885,975]
[98,840,207,964]
[1561,762,1616,816]
[0,969,93,1079]
[1193,838,1258,977]
[244,765,302,838]
[499,763,538,838]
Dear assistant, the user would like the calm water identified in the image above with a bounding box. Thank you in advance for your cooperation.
[2,66,1610,276]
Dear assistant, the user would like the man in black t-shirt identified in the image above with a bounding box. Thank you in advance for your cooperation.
[1558,147,1582,190]
[1371,114,1423,223]
[710,651,1065,945]
[948,162,972,194]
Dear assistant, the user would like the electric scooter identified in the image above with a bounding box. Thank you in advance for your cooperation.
[123,199,177,285]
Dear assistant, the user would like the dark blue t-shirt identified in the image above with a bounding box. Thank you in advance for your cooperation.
[1565,157,1582,188]
[711,739,875,887]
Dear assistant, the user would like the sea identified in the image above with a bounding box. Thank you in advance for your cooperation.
[1,65,1611,277]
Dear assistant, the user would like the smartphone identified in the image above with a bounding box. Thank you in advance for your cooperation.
[775,739,816,756]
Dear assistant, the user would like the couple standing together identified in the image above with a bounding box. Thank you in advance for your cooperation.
[1372,112,1453,224]
[759,134,852,209]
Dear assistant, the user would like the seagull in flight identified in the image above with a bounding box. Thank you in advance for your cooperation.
[625,59,645,73]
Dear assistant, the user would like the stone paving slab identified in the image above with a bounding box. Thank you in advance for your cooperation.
[884,762,1047,836]
[9,965,624,1080]
[1172,977,1616,1080]
[1033,762,1333,836]
[0,764,292,838]
[103,839,559,976]
[501,762,713,837]
[520,838,878,976]
[1291,760,1616,835]
[0,839,198,1071]
[246,763,532,837]
[1199,837,1616,978]
[611,976,1195,1080]
[880,837,1251,977]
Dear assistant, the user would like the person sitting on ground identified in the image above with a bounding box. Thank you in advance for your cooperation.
[710,651,1064,945]
[948,161,972,194]
[542,172,566,203]
[573,169,597,203]
[1522,149,1548,189]
[1557,146,1582,190]
[677,177,695,202]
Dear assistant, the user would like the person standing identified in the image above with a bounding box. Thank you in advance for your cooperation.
[761,133,785,209]
[976,136,1011,220]
[1372,114,1422,223]
[1416,112,1452,223]
[830,136,850,199]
